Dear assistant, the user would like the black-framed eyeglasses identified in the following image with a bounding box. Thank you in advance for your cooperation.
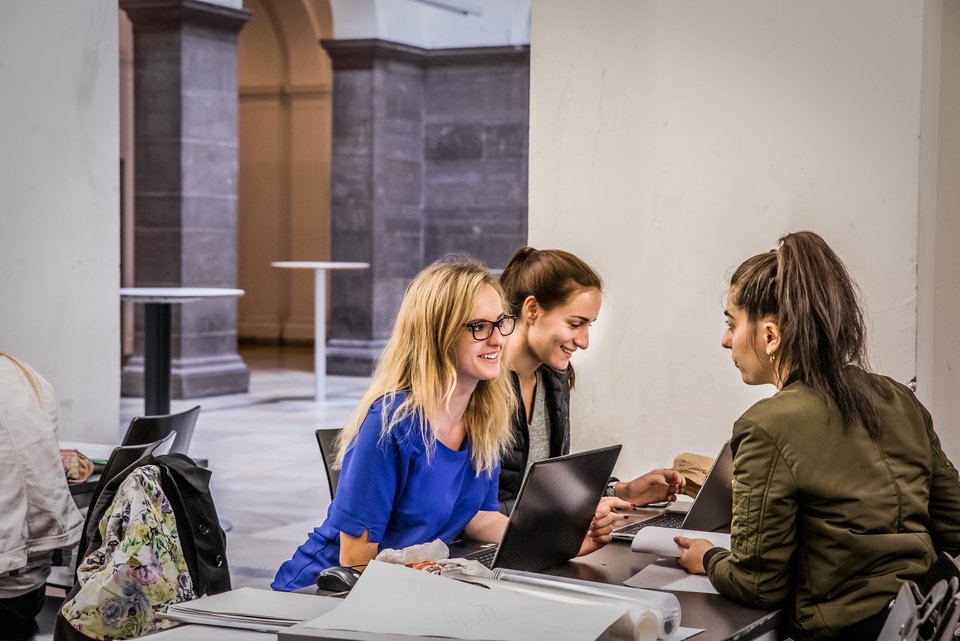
[463,315,516,341]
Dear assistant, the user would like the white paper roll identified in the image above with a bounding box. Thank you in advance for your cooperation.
[470,569,682,640]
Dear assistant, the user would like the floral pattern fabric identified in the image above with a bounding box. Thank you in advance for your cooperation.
[61,465,196,640]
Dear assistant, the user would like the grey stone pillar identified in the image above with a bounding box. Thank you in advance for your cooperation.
[120,0,251,399]
[421,47,529,266]
[321,40,428,375]
[321,39,530,375]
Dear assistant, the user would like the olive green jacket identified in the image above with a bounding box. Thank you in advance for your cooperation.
[706,374,960,641]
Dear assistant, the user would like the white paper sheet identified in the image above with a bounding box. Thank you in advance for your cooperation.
[304,561,629,641]
[630,527,731,558]
[674,628,706,640]
[623,559,720,595]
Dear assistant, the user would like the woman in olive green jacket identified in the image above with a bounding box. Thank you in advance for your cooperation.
[676,231,960,641]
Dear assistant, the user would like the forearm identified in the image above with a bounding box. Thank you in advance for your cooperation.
[462,510,508,543]
[614,469,684,504]
[709,423,796,608]
[339,530,379,569]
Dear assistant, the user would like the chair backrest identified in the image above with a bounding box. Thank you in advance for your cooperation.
[314,428,343,500]
[121,404,200,455]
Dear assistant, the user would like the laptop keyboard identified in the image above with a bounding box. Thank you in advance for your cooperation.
[462,545,498,568]
[614,511,686,537]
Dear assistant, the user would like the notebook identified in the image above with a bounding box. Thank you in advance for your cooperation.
[453,445,622,572]
[611,441,734,541]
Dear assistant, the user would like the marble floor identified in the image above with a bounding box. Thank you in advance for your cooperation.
[119,344,369,590]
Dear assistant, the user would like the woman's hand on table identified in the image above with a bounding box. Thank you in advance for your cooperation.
[674,536,714,575]
[578,500,614,556]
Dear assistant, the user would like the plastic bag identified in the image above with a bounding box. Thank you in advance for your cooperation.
[375,539,493,578]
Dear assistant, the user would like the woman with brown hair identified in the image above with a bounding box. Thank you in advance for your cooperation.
[497,247,684,513]
[676,231,960,641]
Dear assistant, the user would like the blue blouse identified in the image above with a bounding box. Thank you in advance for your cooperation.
[271,394,500,591]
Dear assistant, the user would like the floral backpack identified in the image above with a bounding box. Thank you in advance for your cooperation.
[56,455,230,641]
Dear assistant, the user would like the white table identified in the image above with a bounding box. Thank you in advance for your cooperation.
[121,287,245,415]
[271,262,370,400]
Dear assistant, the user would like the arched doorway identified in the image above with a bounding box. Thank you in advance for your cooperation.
[237,0,334,345]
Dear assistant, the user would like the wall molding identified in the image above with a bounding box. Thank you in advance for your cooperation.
[321,38,529,71]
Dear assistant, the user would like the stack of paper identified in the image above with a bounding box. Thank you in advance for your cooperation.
[160,587,341,633]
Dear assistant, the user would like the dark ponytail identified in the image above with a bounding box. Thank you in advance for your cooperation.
[731,231,886,437]
[499,247,603,316]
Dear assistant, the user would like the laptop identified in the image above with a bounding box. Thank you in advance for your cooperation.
[611,440,734,541]
[453,445,622,572]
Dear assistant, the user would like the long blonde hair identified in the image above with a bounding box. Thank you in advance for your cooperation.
[335,258,516,473]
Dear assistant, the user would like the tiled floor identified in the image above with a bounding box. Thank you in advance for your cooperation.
[120,344,369,590]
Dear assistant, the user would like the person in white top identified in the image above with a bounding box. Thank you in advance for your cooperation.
[0,353,83,631]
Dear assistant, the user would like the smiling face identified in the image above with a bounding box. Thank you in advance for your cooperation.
[722,288,779,387]
[524,288,602,371]
[453,284,508,390]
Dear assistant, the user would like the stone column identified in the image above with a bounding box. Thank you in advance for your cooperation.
[120,0,251,399]
[320,39,530,375]
[421,46,529,266]
[321,40,428,375]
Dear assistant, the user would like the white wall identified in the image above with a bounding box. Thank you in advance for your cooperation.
[330,0,530,48]
[0,1,120,442]
[917,0,960,463]
[529,0,958,476]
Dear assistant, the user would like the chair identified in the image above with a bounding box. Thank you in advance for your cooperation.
[121,404,200,456]
[314,428,343,499]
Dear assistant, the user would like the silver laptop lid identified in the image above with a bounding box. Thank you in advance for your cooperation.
[679,440,734,533]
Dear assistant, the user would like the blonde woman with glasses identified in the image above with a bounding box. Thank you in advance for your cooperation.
[272,257,614,591]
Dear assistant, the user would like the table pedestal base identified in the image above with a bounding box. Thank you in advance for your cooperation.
[326,338,386,376]
[121,354,250,404]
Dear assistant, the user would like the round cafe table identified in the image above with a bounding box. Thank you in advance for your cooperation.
[271,262,370,400]
[121,287,244,416]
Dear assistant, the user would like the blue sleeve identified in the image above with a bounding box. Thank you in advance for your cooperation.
[327,403,417,542]
[481,462,501,512]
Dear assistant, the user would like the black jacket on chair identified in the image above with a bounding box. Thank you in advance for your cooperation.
[156,454,231,597]
[498,367,571,514]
